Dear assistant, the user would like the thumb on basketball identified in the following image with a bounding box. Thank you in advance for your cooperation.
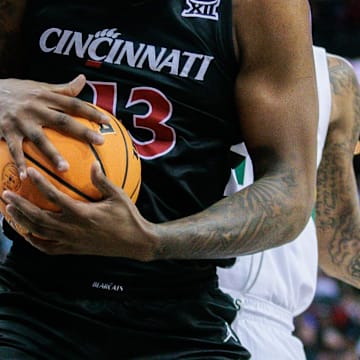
[91,161,120,198]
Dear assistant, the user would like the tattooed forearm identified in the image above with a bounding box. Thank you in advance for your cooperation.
[0,0,26,77]
[316,54,360,288]
[155,164,302,260]
[316,140,360,287]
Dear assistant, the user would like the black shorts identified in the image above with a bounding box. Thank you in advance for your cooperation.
[0,264,250,359]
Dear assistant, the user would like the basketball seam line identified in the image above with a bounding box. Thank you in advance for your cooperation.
[112,119,130,188]
[130,177,141,201]
[89,143,106,175]
[24,152,97,202]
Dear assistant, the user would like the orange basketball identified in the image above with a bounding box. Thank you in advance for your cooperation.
[0,103,141,236]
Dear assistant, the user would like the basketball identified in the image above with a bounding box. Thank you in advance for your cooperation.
[0,103,141,236]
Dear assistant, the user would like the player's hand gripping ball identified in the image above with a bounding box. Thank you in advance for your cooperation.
[0,103,141,236]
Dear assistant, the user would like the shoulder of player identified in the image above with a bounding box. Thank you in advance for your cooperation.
[232,0,312,67]
[327,53,360,145]
[327,54,359,97]
[328,54,358,117]
[232,0,310,33]
[232,0,309,15]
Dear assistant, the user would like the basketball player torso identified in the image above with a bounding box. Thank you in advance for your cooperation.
[4,0,241,287]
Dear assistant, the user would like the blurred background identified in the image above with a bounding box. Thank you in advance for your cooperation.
[311,0,360,59]
[0,1,359,359]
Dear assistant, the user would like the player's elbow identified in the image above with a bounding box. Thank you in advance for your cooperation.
[296,191,315,234]
[252,146,317,248]
[277,180,315,248]
[290,156,317,241]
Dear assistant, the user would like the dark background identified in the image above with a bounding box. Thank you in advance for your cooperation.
[310,0,360,58]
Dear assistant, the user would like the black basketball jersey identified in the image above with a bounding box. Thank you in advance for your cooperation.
[4,0,243,290]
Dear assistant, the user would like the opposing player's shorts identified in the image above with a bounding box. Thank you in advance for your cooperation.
[0,263,250,359]
[231,294,306,360]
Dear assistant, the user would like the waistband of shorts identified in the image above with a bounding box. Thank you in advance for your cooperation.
[223,288,295,332]
[0,261,220,299]
[55,275,219,298]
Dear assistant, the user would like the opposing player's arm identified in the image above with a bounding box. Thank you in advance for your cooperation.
[316,55,360,288]
[151,0,318,259]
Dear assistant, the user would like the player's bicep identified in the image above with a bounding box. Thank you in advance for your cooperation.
[233,0,317,183]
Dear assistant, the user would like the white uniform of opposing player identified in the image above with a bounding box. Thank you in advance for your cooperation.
[218,46,331,360]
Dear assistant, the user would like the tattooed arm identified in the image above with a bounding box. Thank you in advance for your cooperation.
[0,0,26,77]
[316,54,360,288]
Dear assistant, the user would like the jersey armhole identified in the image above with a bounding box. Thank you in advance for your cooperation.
[217,0,238,77]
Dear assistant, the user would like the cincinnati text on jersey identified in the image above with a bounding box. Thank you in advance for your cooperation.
[39,28,214,81]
